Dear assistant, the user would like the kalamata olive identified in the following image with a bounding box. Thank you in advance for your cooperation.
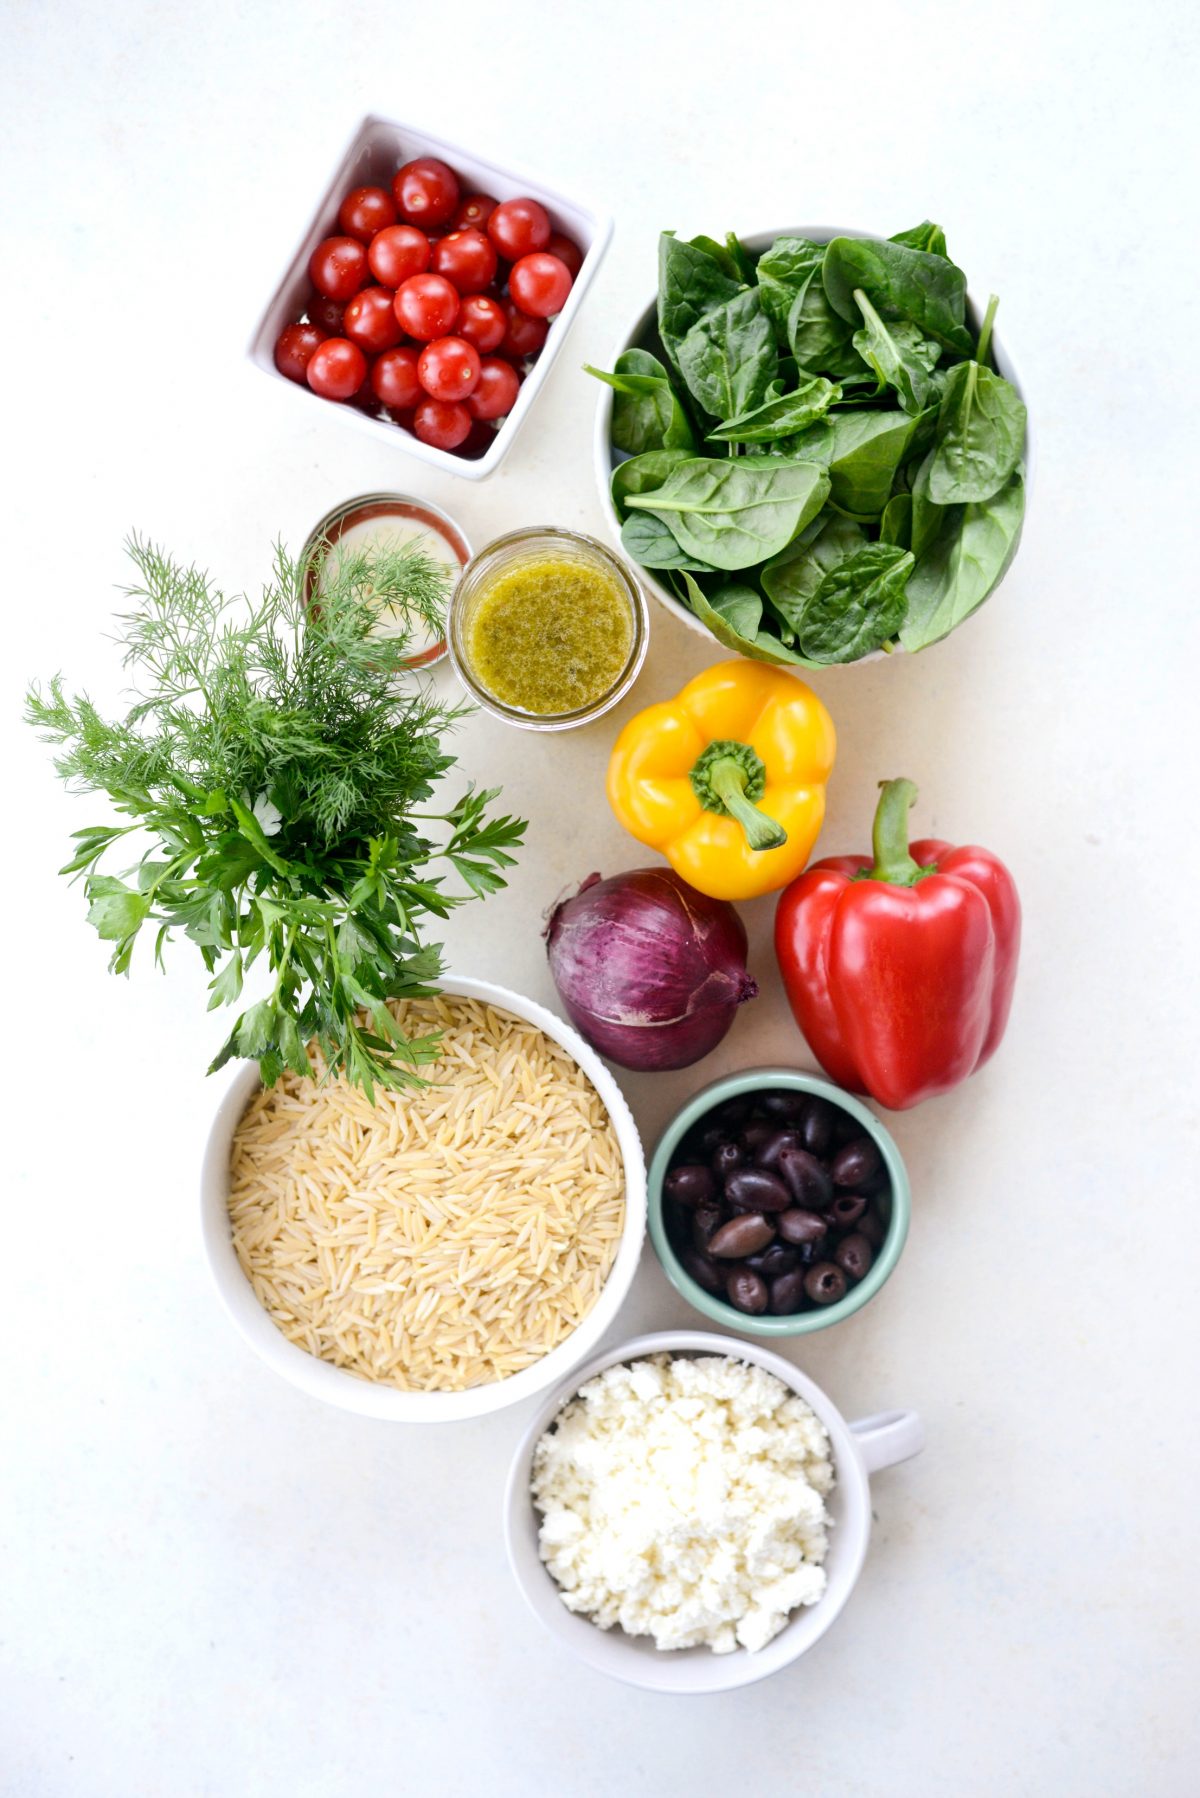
[775,1146,834,1209]
[769,1268,809,1314]
[698,1123,732,1156]
[804,1261,848,1305]
[831,1136,882,1187]
[691,1204,724,1252]
[759,1089,807,1120]
[831,1109,862,1147]
[740,1119,776,1153]
[798,1097,836,1156]
[712,1139,744,1181]
[835,1232,874,1281]
[859,1206,887,1248]
[680,1247,726,1295]
[754,1127,803,1172]
[664,1163,717,1209]
[829,1192,867,1229]
[724,1167,792,1214]
[745,1242,800,1277]
[777,1207,828,1247]
[709,1213,776,1258]
[726,1267,769,1314]
[712,1095,753,1128]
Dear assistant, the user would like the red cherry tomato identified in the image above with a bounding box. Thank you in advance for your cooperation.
[393,158,460,229]
[306,338,367,400]
[545,231,584,279]
[368,224,431,288]
[500,297,549,359]
[413,397,472,450]
[343,286,404,353]
[394,273,460,341]
[456,293,507,355]
[338,185,397,243]
[430,229,498,296]
[308,236,368,303]
[466,356,520,421]
[509,252,572,319]
[371,345,423,410]
[453,193,498,232]
[307,293,345,335]
[274,322,325,384]
[487,197,551,259]
[417,336,481,403]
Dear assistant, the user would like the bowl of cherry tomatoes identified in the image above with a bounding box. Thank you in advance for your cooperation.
[248,114,613,480]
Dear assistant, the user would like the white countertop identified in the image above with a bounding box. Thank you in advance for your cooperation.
[3,3,1197,1792]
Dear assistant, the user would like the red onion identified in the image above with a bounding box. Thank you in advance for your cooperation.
[545,868,757,1071]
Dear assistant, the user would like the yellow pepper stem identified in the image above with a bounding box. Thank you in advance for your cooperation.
[690,740,788,853]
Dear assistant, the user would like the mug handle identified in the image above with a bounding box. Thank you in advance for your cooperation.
[849,1409,925,1474]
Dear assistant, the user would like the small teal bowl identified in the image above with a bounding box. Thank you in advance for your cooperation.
[648,1067,910,1336]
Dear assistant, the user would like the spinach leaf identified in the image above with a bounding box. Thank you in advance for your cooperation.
[657,233,742,372]
[900,470,1025,651]
[927,359,1027,503]
[680,574,821,669]
[795,543,914,663]
[880,493,913,549]
[708,582,764,638]
[851,290,940,414]
[686,233,743,281]
[627,456,830,571]
[822,236,974,358]
[789,410,919,515]
[611,447,693,517]
[676,288,776,421]
[890,221,949,258]
[787,269,871,378]
[908,450,945,558]
[585,350,695,455]
[761,513,867,625]
[707,376,839,443]
[620,511,715,571]
[755,236,824,337]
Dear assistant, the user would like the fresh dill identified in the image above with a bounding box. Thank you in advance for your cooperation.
[26,533,526,1097]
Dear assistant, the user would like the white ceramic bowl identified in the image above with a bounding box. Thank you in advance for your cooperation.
[592,223,1032,646]
[249,113,613,481]
[200,975,646,1422]
[504,1328,923,1692]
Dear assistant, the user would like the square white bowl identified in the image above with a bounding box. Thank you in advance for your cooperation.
[247,114,613,481]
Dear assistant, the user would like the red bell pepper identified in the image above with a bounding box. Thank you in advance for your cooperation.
[774,779,1021,1110]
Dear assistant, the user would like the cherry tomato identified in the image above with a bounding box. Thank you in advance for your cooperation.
[308,236,368,302]
[368,224,431,288]
[306,338,367,400]
[274,322,325,384]
[307,293,345,335]
[394,273,460,341]
[430,229,498,296]
[417,336,481,402]
[458,418,499,459]
[393,158,460,229]
[500,297,549,359]
[413,397,472,450]
[343,286,404,353]
[487,197,551,259]
[338,185,397,243]
[509,252,572,319]
[465,356,520,421]
[456,293,507,355]
[545,231,584,279]
[453,193,497,232]
[371,345,423,410]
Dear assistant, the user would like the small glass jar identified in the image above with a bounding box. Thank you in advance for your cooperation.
[447,528,649,731]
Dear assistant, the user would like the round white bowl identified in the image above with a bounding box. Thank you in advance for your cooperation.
[592,223,1033,651]
[200,975,647,1422]
[504,1328,923,1693]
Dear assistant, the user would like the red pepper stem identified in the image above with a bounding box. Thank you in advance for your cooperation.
[868,778,925,886]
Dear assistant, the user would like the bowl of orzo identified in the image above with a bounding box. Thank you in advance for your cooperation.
[200,975,646,1421]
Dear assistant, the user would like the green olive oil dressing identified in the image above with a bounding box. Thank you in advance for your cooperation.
[466,555,632,715]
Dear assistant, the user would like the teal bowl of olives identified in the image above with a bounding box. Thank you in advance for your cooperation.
[648,1067,910,1335]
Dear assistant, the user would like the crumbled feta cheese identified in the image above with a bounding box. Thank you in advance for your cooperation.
[531,1354,834,1654]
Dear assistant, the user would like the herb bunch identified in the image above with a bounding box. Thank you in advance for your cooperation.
[26,535,525,1096]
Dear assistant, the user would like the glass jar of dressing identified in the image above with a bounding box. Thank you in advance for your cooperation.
[448,528,649,730]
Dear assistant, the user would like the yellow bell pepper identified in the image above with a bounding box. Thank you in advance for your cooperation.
[606,660,836,902]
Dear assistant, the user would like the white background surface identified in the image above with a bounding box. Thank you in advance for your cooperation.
[3,3,1198,1792]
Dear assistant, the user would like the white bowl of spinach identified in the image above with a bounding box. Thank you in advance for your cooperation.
[589,223,1030,666]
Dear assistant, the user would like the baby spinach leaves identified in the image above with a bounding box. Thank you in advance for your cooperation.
[592,222,1026,664]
